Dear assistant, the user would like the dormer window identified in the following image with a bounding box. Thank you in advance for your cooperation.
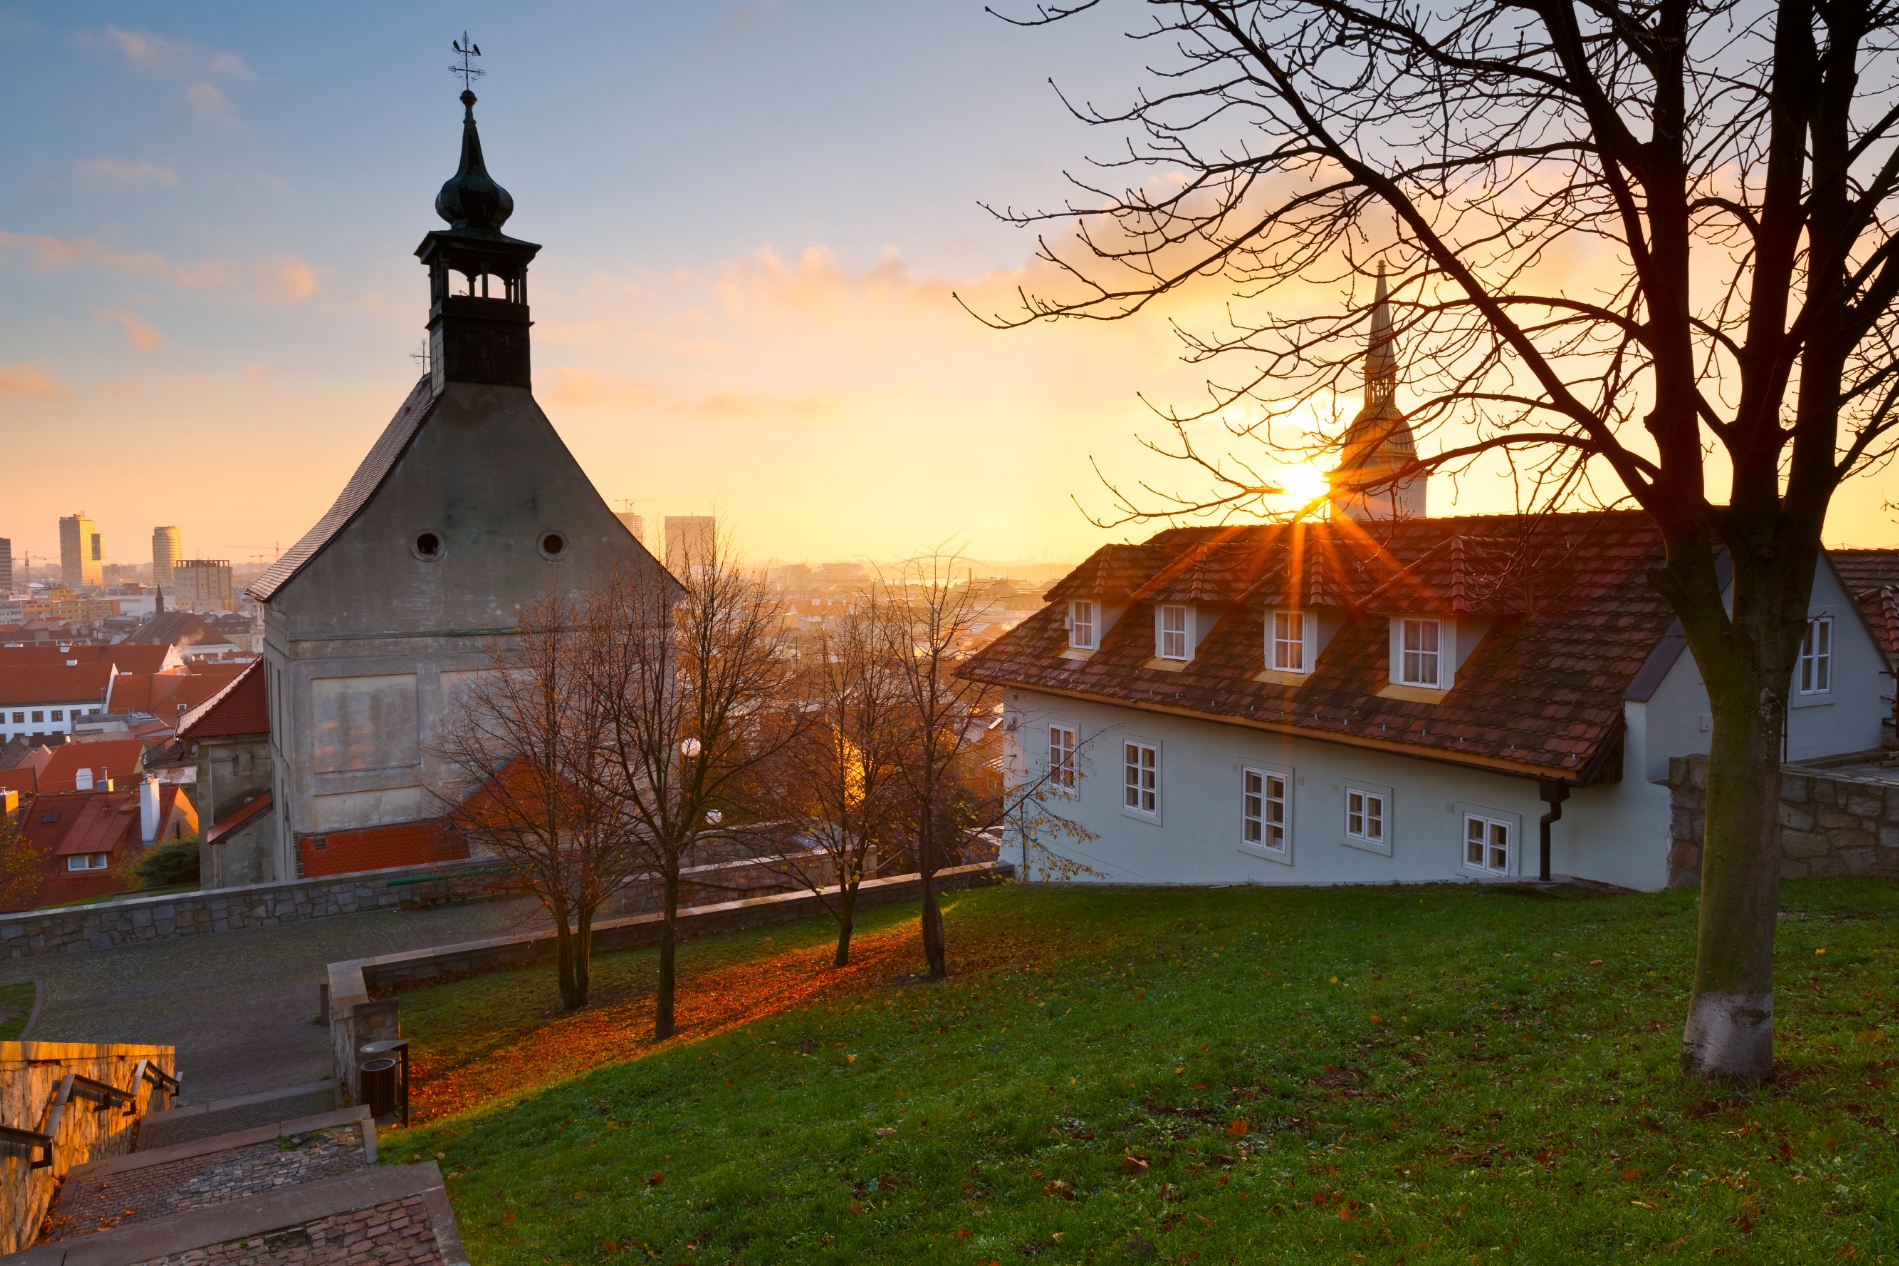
[1158,605,1190,660]
[1069,601,1096,650]
[1399,618,1441,687]
[1271,611,1307,673]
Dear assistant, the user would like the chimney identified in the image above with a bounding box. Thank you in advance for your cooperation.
[140,775,160,843]
[75,767,93,791]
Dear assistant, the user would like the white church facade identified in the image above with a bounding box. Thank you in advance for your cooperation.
[968,282,1891,892]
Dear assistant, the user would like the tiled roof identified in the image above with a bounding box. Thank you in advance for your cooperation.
[31,740,147,793]
[249,375,438,602]
[108,664,250,719]
[121,613,221,648]
[0,664,114,707]
[1856,585,1899,658]
[204,790,270,846]
[0,645,177,673]
[20,789,141,856]
[177,659,268,739]
[299,818,468,879]
[1831,549,1899,594]
[965,510,1675,782]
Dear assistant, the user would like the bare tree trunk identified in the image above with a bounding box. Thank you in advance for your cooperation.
[1682,666,1786,1079]
[553,912,583,1012]
[655,860,680,1040]
[918,817,945,979]
[572,903,595,1010]
[833,882,858,968]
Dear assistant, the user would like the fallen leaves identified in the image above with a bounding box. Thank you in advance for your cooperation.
[875,1126,896,1137]
[1121,1154,1150,1174]
[1226,1120,1249,1138]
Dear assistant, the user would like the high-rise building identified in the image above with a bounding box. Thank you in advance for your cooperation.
[173,559,235,612]
[0,538,11,594]
[59,513,103,589]
[664,516,717,574]
[152,526,182,592]
[614,511,645,550]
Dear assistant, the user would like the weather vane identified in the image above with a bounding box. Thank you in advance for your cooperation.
[449,32,484,90]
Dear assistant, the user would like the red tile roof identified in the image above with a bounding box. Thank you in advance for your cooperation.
[1830,549,1899,594]
[250,375,436,602]
[177,659,268,739]
[0,645,177,673]
[967,510,1676,782]
[107,664,249,719]
[205,790,270,846]
[30,740,147,793]
[298,818,468,879]
[0,664,114,708]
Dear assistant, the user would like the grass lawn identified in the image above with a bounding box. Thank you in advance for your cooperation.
[391,879,1899,1263]
[0,981,35,1040]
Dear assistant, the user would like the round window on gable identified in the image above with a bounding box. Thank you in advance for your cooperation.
[413,531,444,561]
[539,532,567,560]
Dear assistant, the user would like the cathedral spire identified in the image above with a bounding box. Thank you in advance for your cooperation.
[1328,263,1426,521]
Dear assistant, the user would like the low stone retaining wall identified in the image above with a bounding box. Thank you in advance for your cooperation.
[0,859,513,961]
[326,862,1009,1100]
[616,850,838,914]
[0,1041,177,1254]
[1666,753,1899,887]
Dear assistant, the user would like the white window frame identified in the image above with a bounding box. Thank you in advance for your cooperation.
[1798,614,1833,696]
[1048,724,1078,795]
[1123,740,1159,817]
[1068,601,1096,651]
[1341,781,1393,856]
[1157,605,1191,661]
[1270,611,1308,674]
[1398,618,1442,687]
[1463,812,1514,877]
[65,853,108,872]
[1241,764,1293,863]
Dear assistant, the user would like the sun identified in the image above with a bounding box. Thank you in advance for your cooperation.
[1277,463,1331,505]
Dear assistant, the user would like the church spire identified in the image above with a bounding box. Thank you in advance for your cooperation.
[1328,263,1427,521]
[435,91,514,234]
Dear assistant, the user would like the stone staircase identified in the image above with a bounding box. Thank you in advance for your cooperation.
[7,1082,465,1266]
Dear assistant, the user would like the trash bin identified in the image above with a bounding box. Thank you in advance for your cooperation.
[359,1057,399,1118]
[359,1039,411,1127]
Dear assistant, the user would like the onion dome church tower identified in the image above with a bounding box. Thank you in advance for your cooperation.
[242,81,667,887]
[1328,265,1427,521]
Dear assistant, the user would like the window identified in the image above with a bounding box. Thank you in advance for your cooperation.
[1400,619,1441,686]
[1069,601,1096,650]
[1159,605,1190,660]
[1799,615,1832,695]
[1272,611,1306,673]
[50,710,62,722]
[1049,725,1077,792]
[9,714,19,724]
[31,711,43,723]
[65,853,108,872]
[1243,768,1289,854]
[1465,813,1513,876]
[1346,787,1385,844]
[539,532,567,559]
[1124,741,1158,815]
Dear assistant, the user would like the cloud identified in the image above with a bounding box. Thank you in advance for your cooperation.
[103,26,253,80]
[186,82,234,125]
[75,157,177,188]
[547,367,840,422]
[254,256,320,304]
[95,307,162,350]
[0,362,64,398]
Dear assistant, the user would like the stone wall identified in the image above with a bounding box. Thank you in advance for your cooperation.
[326,861,1009,1100]
[0,1041,177,1253]
[1666,753,1899,887]
[0,859,505,961]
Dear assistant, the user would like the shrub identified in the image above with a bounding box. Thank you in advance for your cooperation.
[130,836,199,889]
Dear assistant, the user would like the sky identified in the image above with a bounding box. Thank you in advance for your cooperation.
[2,2,1896,577]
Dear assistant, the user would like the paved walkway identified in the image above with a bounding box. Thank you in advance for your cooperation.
[0,897,546,1102]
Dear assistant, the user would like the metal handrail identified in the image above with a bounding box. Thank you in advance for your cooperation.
[1,1056,180,1164]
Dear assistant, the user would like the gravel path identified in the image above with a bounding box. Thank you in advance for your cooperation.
[0,897,548,1103]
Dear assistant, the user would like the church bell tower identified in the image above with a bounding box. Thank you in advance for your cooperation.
[416,89,542,395]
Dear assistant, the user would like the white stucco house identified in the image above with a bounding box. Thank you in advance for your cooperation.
[965,289,1891,892]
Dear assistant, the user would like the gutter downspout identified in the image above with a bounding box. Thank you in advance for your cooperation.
[1537,777,1569,882]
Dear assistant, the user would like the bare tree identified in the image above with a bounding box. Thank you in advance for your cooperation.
[979,0,1899,1082]
[879,555,1001,980]
[584,537,800,1041]
[437,589,628,1011]
[763,590,910,967]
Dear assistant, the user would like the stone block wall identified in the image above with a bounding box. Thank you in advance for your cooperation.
[1666,753,1899,888]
